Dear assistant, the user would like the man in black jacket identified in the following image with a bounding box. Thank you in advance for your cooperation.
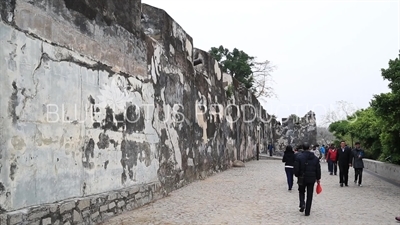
[294,143,321,216]
[337,141,353,187]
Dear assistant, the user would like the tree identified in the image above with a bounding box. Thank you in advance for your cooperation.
[209,45,276,98]
[348,108,382,159]
[328,107,381,157]
[209,46,254,88]
[251,60,276,99]
[370,51,400,163]
[326,52,400,164]
[321,100,358,126]
[316,126,335,145]
[328,120,351,139]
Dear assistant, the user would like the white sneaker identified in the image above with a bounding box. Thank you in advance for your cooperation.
[358,184,362,187]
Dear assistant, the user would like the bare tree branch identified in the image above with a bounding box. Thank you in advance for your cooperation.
[321,100,359,126]
[317,126,335,145]
[250,59,277,99]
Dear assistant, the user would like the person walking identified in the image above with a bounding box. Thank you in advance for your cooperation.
[352,142,365,186]
[320,145,326,162]
[282,145,296,191]
[268,143,273,156]
[294,143,321,216]
[312,145,320,159]
[337,141,352,187]
[326,144,338,175]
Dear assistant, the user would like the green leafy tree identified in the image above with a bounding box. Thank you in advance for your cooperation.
[209,46,254,88]
[329,52,400,163]
[209,45,276,99]
[371,52,400,163]
[348,108,382,159]
[328,120,351,139]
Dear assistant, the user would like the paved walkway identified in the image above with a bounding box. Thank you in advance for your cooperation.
[102,159,400,224]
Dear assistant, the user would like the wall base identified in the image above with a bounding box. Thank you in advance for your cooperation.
[0,182,163,225]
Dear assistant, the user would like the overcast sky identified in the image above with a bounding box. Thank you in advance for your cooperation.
[142,0,399,125]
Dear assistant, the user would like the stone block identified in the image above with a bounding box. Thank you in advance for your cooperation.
[29,220,40,225]
[120,191,129,198]
[90,212,99,220]
[50,204,58,213]
[82,210,90,218]
[233,160,245,167]
[108,193,117,201]
[127,198,136,203]
[90,198,98,205]
[135,199,143,208]
[53,220,60,225]
[9,213,23,225]
[42,217,52,225]
[99,205,108,212]
[108,202,116,209]
[117,201,125,208]
[73,210,83,223]
[77,199,91,211]
[135,193,142,200]
[142,196,150,205]
[62,212,72,221]
[64,222,71,225]
[28,207,49,220]
[0,214,7,224]
[126,203,132,211]
[129,186,140,195]
[60,201,76,214]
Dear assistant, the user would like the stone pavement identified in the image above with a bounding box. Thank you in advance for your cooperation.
[101,159,400,225]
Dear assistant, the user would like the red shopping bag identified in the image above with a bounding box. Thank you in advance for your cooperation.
[316,183,322,194]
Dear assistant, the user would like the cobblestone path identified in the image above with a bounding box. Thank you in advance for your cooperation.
[102,159,400,224]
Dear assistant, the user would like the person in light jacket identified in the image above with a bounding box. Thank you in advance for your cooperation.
[282,145,296,191]
[352,142,365,186]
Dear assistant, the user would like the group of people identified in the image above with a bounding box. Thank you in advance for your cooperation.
[324,141,365,187]
[281,141,365,216]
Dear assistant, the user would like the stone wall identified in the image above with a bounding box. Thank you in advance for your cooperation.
[0,0,316,224]
[273,111,317,154]
[364,159,400,185]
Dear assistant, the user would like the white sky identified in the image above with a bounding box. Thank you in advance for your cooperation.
[142,0,400,125]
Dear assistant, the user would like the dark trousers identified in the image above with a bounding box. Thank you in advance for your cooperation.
[328,160,337,174]
[298,182,315,215]
[339,165,349,184]
[269,149,273,156]
[354,168,363,184]
[285,168,294,190]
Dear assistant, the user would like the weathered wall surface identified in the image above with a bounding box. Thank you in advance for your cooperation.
[273,111,317,153]
[0,0,316,224]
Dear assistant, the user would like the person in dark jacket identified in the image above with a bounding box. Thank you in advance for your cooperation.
[282,145,296,191]
[352,142,365,186]
[294,143,321,216]
[337,141,353,187]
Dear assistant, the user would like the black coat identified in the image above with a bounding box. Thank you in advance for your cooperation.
[294,151,321,184]
[337,147,353,166]
[282,151,295,167]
